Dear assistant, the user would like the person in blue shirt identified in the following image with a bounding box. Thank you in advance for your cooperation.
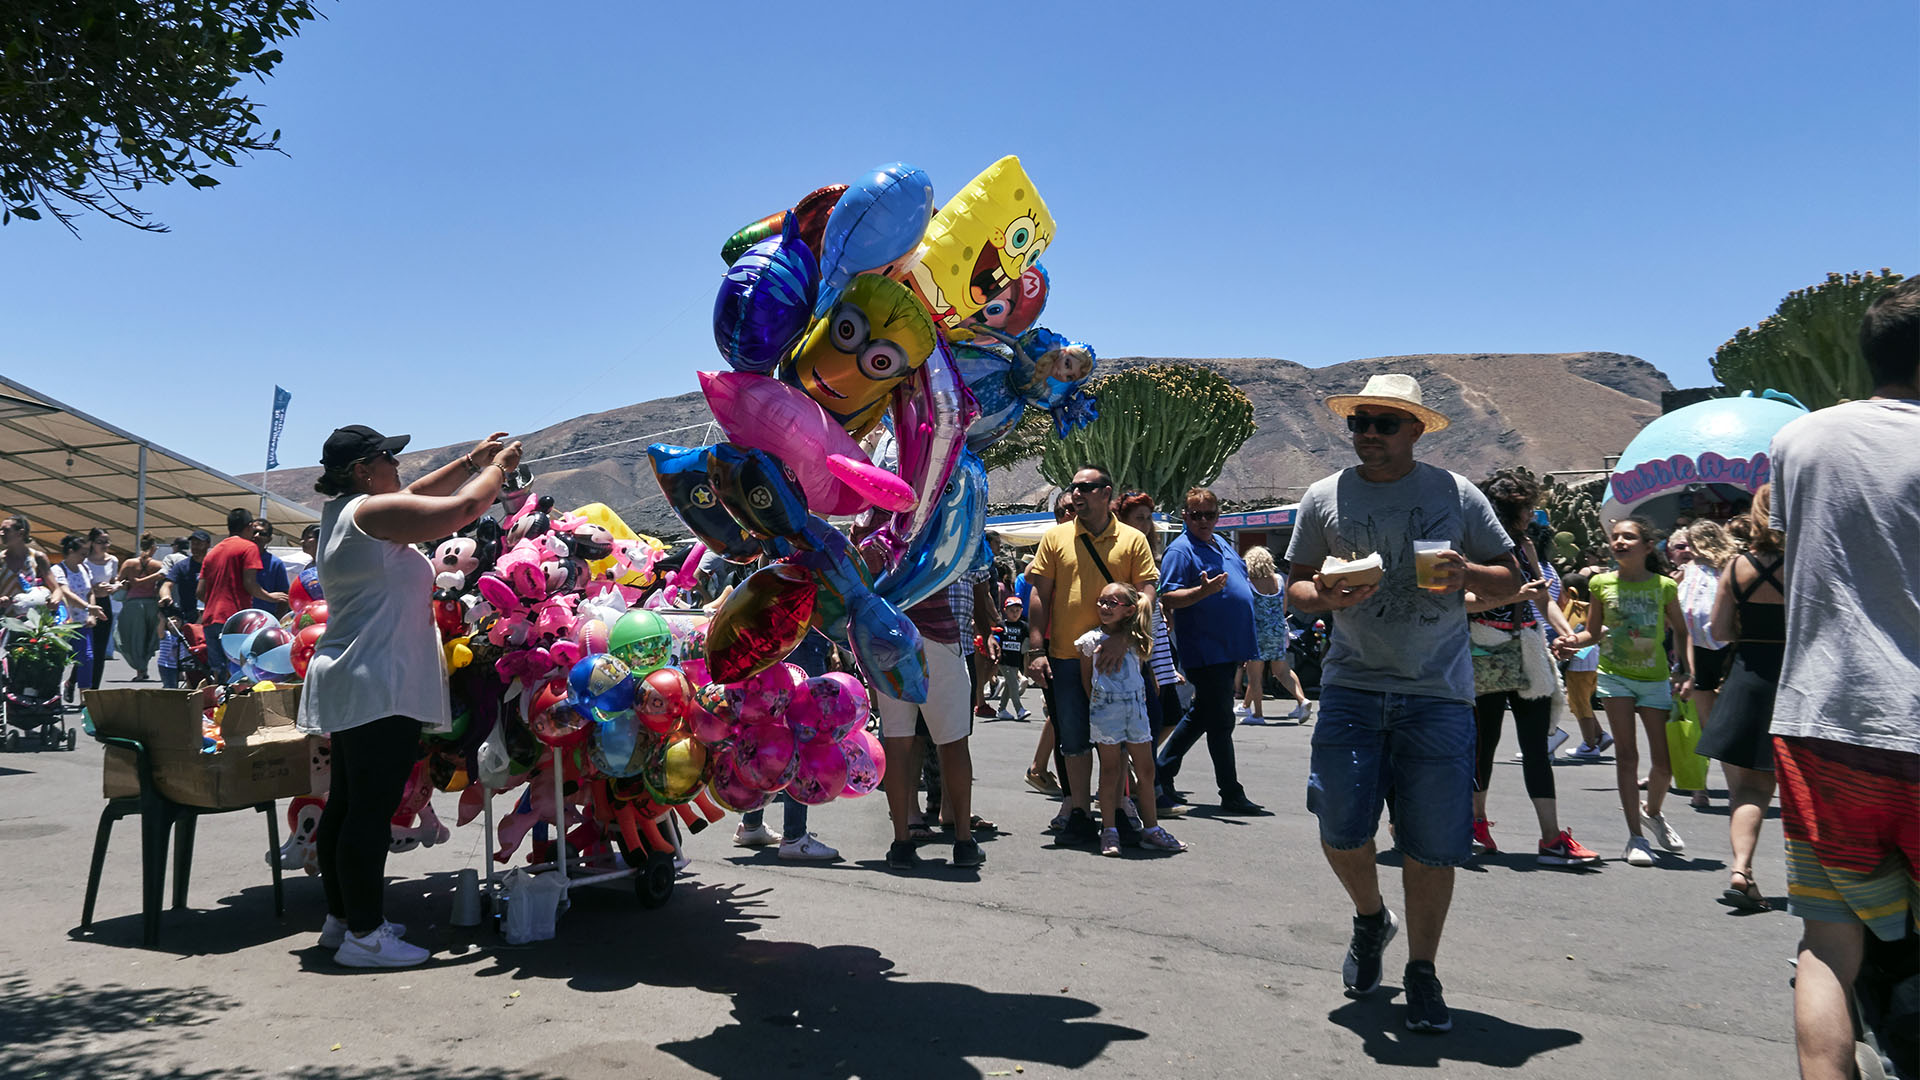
[252,518,291,617]
[1153,487,1263,814]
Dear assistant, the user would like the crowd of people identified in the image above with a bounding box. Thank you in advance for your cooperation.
[5,284,1911,1070]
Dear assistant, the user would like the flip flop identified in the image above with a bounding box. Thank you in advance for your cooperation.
[906,821,938,841]
[941,814,998,835]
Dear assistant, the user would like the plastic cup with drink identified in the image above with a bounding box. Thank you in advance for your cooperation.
[1413,540,1454,592]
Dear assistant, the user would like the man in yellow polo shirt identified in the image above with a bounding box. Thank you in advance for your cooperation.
[1024,465,1158,844]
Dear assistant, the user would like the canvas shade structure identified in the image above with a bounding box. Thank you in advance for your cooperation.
[0,374,316,550]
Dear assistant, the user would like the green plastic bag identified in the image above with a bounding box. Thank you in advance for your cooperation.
[1667,698,1710,791]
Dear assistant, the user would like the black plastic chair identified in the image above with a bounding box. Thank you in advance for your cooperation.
[81,734,283,947]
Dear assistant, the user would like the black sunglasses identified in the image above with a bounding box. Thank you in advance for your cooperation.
[1186,509,1220,521]
[1346,414,1406,436]
[1068,480,1111,494]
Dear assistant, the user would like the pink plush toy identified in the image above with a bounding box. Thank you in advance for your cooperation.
[389,759,450,853]
[494,769,583,864]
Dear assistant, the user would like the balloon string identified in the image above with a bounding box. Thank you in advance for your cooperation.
[519,420,721,466]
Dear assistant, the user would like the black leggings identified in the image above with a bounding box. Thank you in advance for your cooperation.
[1474,691,1555,801]
[317,716,420,933]
[88,606,113,689]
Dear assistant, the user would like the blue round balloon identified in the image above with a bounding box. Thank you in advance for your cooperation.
[568,654,635,715]
[812,163,935,318]
[714,215,819,374]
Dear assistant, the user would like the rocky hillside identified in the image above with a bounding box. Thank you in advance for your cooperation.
[264,352,1670,537]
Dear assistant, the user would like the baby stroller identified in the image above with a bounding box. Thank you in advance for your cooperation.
[1,606,79,752]
[1283,613,1331,701]
[157,603,213,691]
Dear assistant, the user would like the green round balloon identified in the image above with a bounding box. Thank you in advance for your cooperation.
[608,609,672,674]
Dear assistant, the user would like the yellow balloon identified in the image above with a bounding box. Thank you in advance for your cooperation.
[661,737,708,799]
[781,273,934,438]
[253,681,277,692]
[900,155,1054,333]
[444,637,473,672]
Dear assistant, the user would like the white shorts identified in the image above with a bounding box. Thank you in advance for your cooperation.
[875,639,973,745]
[1090,690,1151,746]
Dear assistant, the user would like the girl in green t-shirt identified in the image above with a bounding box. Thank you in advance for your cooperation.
[1555,518,1692,868]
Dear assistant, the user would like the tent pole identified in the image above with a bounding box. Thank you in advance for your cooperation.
[135,444,147,542]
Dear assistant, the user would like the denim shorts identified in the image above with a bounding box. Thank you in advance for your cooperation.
[1307,685,1476,868]
[1048,656,1093,755]
[1090,690,1150,746]
[1595,670,1673,710]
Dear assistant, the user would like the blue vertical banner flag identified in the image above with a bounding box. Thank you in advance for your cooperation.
[266,385,292,470]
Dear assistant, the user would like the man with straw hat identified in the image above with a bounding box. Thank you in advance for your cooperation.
[1284,372,1524,1034]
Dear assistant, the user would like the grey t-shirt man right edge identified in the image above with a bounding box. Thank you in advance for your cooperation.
[1286,462,1513,703]
[1767,398,1920,756]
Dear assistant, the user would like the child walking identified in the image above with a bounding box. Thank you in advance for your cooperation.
[1555,518,1691,867]
[1076,582,1186,856]
[1559,574,1610,759]
[995,595,1030,720]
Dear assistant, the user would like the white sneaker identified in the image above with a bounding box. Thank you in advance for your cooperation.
[1284,703,1310,721]
[334,922,428,968]
[1568,741,1601,760]
[1623,837,1656,867]
[319,915,407,950]
[733,821,779,848]
[1233,703,1253,717]
[1240,713,1270,726]
[777,833,840,861]
[1545,727,1571,757]
[1642,803,1686,853]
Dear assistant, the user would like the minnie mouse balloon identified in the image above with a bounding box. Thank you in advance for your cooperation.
[839,728,884,798]
[786,738,849,806]
[731,722,799,793]
[705,748,771,813]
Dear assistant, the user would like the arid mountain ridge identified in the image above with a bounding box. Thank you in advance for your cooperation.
[264,352,1670,538]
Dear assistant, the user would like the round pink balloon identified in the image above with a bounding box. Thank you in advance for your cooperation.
[686,702,733,746]
[681,658,710,686]
[786,738,849,806]
[706,750,771,813]
[732,722,799,792]
[572,617,610,656]
[839,729,883,798]
[784,685,825,744]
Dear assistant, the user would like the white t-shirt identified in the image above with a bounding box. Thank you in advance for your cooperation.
[1676,562,1724,652]
[49,561,93,623]
[298,495,451,735]
[1768,399,1920,754]
[85,555,118,597]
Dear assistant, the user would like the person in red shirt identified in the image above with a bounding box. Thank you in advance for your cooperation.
[199,507,289,680]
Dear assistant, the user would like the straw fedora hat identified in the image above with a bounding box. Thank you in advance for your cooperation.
[1325,373,1450,433]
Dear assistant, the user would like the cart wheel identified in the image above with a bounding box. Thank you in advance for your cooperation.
[66,728,76,751]
[634,851,675,909]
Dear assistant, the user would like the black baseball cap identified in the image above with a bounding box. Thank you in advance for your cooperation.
[188,529,212,544]
[321,425,410,469]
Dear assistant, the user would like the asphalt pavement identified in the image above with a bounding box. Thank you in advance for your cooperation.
[0,659,1801,1078]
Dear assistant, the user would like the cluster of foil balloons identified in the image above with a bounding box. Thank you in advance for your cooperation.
[656,155,1101,700]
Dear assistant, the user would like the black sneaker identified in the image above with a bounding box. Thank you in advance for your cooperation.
[1218,794,1266,815]
[1403,960,1452,1033]
[952,840,986,867]
[1342,907,1400,996]
[886,840,922,870]
[1060,808,1099,845]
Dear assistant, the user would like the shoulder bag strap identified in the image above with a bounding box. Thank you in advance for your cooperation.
[1078,533,1115,585]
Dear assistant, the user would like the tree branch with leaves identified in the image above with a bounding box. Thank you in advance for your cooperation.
[1,0,320,233]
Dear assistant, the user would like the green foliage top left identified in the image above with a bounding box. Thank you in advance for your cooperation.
[1,0,319,233]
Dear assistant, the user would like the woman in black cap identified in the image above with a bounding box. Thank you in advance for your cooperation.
[299,425,520,968]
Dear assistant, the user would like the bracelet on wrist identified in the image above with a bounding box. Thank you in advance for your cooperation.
[462,455,480,476]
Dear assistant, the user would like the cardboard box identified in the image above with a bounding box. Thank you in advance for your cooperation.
[94,687,314,808]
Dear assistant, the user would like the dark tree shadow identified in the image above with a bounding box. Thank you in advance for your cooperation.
[1328,988,1583,1068]
[0,975,567,1080]
[468,878,1146,1078]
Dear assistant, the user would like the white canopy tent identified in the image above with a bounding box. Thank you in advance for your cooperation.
[0,374,316,551]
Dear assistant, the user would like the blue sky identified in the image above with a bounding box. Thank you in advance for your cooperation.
[5,1,1915,478]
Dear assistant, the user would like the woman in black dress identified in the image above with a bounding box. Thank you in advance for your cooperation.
[1697,486,1786,911]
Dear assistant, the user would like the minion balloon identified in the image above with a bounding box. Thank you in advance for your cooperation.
[780,273,935,438]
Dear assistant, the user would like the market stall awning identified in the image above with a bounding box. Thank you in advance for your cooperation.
[0,374,317,547]
[1602,390,1807,523]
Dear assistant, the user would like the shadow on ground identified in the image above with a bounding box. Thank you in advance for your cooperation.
[467,878,1147,1078]
[1328,988,1583,1068]
[0,975,566,1080]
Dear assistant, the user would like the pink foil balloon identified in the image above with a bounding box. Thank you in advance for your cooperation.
[707,750,771,813]
[786,738,849,806]
[700,371,912,516]
[681,658,710,686]
[732,722,799,792]
[686,702,734,746]
[785,687,825,745]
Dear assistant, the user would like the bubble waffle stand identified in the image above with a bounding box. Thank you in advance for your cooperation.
[1600,390,1808,528]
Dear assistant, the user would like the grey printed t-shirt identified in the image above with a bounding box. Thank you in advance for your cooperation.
[1767,399,1920,755]
[1285,462,1513,703]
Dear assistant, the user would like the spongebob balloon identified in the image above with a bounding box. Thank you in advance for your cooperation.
[899,155,1053,333]
[780,272,935,438]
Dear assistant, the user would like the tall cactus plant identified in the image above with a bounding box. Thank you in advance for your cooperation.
[1712,269,1906,410]
[1038,363,1256,508]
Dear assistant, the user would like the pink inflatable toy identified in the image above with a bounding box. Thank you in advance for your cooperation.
[700,371,914,516]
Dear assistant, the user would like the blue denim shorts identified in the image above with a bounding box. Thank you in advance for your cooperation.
[1048,657,1093,755]
[1595,670,1673,710]
[1307,685,1476,867]
[1090,690,1150,745]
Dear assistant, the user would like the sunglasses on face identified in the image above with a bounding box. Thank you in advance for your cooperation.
[1186,509,1219,521]
[1095,597,1134,609]
[1068,481,1111,494]
[1346,414,1406,436]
